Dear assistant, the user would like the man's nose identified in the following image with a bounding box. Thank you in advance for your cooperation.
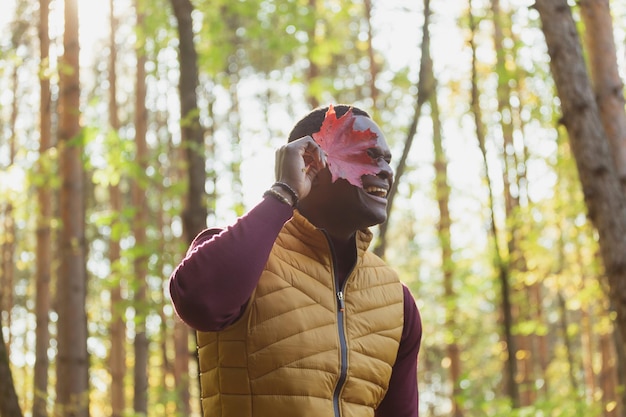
[377,160,393,181]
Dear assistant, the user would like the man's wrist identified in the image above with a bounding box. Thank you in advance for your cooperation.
[263,186,296,207]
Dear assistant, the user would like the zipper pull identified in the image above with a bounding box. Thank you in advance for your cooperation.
[337,291,345,312]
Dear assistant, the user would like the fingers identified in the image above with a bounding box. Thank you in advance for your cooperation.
[277,136,325,176]
[273,135,326,200]
[299,136,326,170]
[274,147,284,180]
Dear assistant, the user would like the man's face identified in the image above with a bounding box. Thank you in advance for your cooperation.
[316,116,394,229]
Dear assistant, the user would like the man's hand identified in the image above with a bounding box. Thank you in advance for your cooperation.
[274,135,327,201]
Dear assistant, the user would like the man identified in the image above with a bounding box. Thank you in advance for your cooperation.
[169,104,422,416]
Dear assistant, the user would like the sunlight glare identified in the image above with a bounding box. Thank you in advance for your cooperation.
[0,165,26,196]
[49,0,133,63]
[78,0,110,47]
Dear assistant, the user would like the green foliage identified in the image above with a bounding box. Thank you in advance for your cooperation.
[1,0,625,416]
[194,0,312,75]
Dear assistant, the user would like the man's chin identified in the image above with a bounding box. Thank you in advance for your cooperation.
[354,195,388,226]
[365,211,388,228]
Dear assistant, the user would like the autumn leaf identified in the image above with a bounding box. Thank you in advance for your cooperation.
[312,105,380,188]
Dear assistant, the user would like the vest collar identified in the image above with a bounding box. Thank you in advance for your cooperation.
[288,209,374,261]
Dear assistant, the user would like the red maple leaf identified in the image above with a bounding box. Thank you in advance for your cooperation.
[312,105,380,188]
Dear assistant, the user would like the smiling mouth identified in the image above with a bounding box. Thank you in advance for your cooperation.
[364,186,388,198]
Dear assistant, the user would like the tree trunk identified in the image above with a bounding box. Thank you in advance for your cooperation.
[172,126,192,415]
[34,0,52,415]
[1,204,15,350]
[534,0,626,376]
[108,1,126,415]
[493,0,539,404]
[170,0,206,413]
[556,283,580,396]
[170,0,206,242]
[227,72,244,213]
[132,5,149,413]
[174,320,192,414]
[579,0,626,189]
[610,324,625,417]
[579,2,626,411]
[1,23,21,355]
[469,0,519,406]
[1,210,15,352]
[305,0,320,108]
[430,68,463,417]
[363,0,378,108]
[1,53,22,404]
[374,0,434,258]
[580,296,597,404]
[599,331,620,417]
[55,0,89,415]
[0,326,23,417]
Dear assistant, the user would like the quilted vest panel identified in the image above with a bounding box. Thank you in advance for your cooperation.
[197,211,404,417]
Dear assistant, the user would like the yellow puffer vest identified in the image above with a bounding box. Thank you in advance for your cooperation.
[197,211,404,417]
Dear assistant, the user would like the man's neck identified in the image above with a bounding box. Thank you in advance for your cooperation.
[330,234,357,287]
[298,201,357,242]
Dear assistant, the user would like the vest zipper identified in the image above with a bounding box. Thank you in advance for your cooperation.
[333,289,348,417]
[324,232,351,417]
[337,290,346,312]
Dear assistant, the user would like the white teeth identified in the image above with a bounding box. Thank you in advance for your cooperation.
[365,187,387,197]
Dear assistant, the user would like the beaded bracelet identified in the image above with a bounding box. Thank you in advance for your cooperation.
[274,181,299,206]
[264,188,295,207]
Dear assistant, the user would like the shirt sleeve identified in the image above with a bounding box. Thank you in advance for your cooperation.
[168,196,293,331]
[375,284,422,417]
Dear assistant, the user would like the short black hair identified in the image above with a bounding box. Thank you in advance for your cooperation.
[287,104,371,142]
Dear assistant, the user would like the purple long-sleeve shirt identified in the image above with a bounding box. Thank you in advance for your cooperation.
[169,196,422,416]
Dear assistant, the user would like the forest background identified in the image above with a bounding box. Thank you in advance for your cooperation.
[1,0,626,416]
